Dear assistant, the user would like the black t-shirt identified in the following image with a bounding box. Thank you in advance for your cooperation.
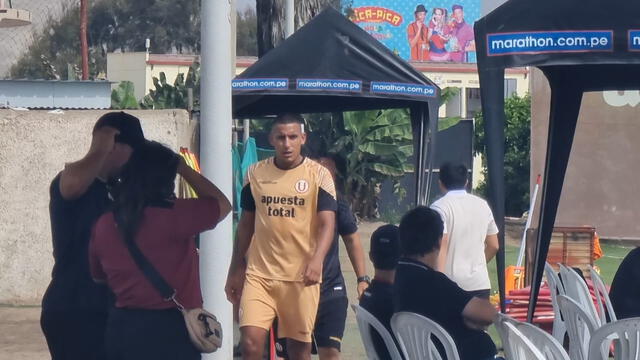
[359,280,396,360]
[393,258,497,360]
[320,198,358,300]
[610,247,640,319]
[42,174,112,311]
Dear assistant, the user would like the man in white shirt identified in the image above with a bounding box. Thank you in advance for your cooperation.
[430,162,499,299]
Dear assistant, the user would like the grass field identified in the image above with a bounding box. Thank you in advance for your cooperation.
[485,242,635,350]
[487,242,635,295]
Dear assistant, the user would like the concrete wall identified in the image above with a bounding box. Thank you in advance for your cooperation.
[0,109,197,305]
[530,68,640,240]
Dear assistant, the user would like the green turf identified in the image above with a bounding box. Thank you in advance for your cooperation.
[487,244,518,351]
[485,242,634,351]
[487,242,634,295]
[594,243,635,284]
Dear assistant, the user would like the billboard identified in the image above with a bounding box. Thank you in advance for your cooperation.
[349,0,480,63]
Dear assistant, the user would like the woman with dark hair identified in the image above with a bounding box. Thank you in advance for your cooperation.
[89,141,231,360]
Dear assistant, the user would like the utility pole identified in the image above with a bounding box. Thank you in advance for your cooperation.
[80,0,89,80]
[200,0,233,358]
[285,0,294,37]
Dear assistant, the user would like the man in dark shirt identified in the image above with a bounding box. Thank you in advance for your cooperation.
[609,246,640,319]
[359,224,401,360]
[41,112,145,360]
[394,206,498,360]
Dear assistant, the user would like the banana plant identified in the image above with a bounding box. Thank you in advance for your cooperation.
[330,109,414,218]
[110,81,139,109]
[139,64,200,109]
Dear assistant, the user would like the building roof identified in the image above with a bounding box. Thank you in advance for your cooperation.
[0,79,112,109]
[143,53,529,75]
[147,54,198,66]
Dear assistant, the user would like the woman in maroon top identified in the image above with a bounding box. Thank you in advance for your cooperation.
[89,141,231,360]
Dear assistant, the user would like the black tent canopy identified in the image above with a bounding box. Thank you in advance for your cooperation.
[474,0,640,318]
[233,8,441,205]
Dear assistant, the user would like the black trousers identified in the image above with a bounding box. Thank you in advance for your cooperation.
[105,307,200,360]
[41,308,108,360]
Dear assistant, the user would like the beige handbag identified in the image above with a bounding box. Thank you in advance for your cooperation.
[175,299,223,353]
[124,237,223,353]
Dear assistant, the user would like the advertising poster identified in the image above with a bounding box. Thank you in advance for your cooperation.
[349,0,480,63]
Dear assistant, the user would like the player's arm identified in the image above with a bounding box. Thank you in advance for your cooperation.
[436,233,449,272]
[462,297,498,330]
[304,168,338,286]
[431,206,449,272]
[59,126,119,200]
[304,209,335,286]
[485,234,499,262]
[342,231,369,297]
[224,185,255,305]
[337,200,368,296]
[485,211,500,263]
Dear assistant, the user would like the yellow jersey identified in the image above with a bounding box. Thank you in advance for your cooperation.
[242,157,337,282]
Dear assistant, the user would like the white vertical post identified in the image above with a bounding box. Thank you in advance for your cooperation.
[200,0,233,359]
[285,0,295,37]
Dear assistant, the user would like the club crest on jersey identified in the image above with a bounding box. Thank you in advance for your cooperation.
[294,179,309,194]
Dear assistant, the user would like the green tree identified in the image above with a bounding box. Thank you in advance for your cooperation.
[89,0,200,54]
[438,87,462,130]
[11,0,201,80]
[474,93,531,217]
[111,81,139,109]
[10,5,96,80]
[237,7,258,56]
[257,0,343,56]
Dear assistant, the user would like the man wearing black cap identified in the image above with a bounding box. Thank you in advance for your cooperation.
[407,4,430,61]
[41,112,145,360]
[359,224,401,360]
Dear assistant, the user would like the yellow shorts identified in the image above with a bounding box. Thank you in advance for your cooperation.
[239,273,320,343]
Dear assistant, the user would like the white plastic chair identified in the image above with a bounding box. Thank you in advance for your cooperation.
[503,322,546,359]
[545,261,568,343]
[589,265,617,325]
[391,312,460,360]
[588,317,640,360]
[557,295,599,360]
[493,313,520,360]
[351,304,403,360]
[559,264,601,327]
[515,321,570,360]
